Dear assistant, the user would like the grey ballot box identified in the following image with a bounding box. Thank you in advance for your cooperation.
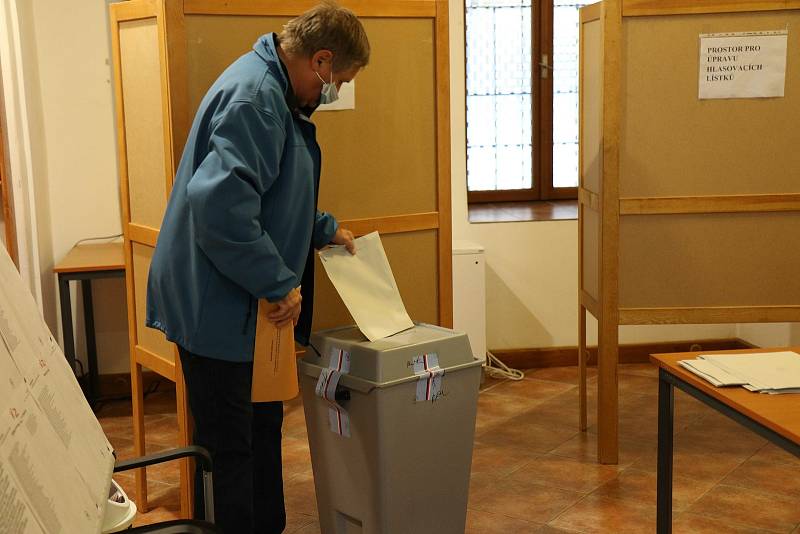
[299,323,483,534]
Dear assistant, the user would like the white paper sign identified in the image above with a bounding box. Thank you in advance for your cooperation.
[317,81,355,111]
[699,31,788,100]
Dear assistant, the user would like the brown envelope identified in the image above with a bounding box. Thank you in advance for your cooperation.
[251,300,299,402]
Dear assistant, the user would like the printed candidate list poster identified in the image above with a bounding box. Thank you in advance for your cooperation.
[699,31,788,99]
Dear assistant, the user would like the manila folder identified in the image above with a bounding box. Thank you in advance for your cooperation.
[252,300,299,402]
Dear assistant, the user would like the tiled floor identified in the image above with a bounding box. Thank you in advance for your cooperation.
[99,364,800,533]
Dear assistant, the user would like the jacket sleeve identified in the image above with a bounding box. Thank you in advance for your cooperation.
[312,210,338,250]
[186,101,297,302]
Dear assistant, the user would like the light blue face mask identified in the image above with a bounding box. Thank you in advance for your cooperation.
[315,69,339,105]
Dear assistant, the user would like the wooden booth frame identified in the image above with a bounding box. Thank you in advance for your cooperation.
[578,0,800,464]
[110,0,452,516]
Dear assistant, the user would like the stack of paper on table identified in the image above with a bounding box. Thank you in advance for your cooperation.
[678,351,800,394]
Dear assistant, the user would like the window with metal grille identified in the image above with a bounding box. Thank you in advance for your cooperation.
[466,0,591,202]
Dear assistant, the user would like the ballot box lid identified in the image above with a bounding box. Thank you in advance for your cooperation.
[305,323,477,386]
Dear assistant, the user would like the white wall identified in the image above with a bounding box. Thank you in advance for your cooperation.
[448,0,754,351]
[737,323,800,349]
[5,0,794,372]
[13,0,129,374]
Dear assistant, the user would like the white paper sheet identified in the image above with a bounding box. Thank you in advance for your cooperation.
[700,351,800,392]
[319,232,414,341]
[678,359,748,387]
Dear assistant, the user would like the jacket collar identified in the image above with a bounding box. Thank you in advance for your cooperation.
[252,33,317,119]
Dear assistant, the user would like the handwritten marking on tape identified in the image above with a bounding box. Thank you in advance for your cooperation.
[409,353,446,403]
[315,347,352,437]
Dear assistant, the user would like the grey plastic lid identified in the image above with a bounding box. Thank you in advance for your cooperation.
[305,323,476,386]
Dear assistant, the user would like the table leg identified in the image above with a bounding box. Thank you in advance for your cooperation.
[58,275,78,376]
[657,369,674,534]
[81,279,99,405]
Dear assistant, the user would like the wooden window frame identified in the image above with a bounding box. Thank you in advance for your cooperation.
[466,0,578,204]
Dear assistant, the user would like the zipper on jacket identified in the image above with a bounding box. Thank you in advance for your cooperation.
[242,297,254,334]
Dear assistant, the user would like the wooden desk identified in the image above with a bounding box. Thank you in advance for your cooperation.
[54,242,125,405]
[650,348,800,534]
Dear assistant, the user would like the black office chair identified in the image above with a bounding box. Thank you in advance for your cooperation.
[113,445,221,534]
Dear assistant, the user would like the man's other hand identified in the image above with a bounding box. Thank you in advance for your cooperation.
[268,287,302,326]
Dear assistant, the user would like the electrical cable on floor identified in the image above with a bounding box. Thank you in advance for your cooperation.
[483,350,525,381]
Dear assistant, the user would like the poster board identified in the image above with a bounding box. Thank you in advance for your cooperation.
[578,0,800,464]
[0,245,114,534]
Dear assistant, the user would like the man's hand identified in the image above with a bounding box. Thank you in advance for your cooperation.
[267,287,302,327]
[331,227,356,255]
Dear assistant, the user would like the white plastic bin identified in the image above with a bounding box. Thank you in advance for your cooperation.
[101,479,137,533]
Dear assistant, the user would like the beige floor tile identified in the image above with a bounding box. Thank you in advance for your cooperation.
[514,391,597,431]
[474,410,511,436]
[549,432,654,467]
[509,454,621,494]
[138,413,180,448]
[587,413,659,443]
[284,471,318,517]
[488,378,577,403]
[290,519,321,534]
[721,458,800,498]
[478,391,546,420]
[283,403,308,439]
[631,444,751,483]
[616,373,660,397]
[618,363,659,378]
[678,417,766,456]
[687,484,800,532]
[99,414,136,440]
[549,495,656,533]
[285,511,317,533]
[465,509,542,533]
[525,366,598,385]
[475,418,579,454]
[469,478,583,523]
[750,443,800,466]
[282,436,314,479]
[535,526,584,534]
[591,467,715,512]
[672,512,781,534]
[471,442,541,480]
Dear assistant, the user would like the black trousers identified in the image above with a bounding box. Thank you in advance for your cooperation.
[178,347,286,534]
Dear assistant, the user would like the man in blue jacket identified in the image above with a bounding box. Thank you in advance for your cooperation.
[146,3,369,532]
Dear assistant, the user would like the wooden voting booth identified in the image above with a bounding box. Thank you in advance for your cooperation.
[578,0,800,464]
[109,0,452,516]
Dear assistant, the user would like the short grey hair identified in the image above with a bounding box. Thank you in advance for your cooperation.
[279,1,370,72]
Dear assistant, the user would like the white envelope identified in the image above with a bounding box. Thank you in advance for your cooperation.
[319,231,414,341]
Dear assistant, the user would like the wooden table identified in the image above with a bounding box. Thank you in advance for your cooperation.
[54,242,125,405]
[650,348,800,534]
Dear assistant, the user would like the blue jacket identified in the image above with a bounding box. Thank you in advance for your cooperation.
[146,34,338,362]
